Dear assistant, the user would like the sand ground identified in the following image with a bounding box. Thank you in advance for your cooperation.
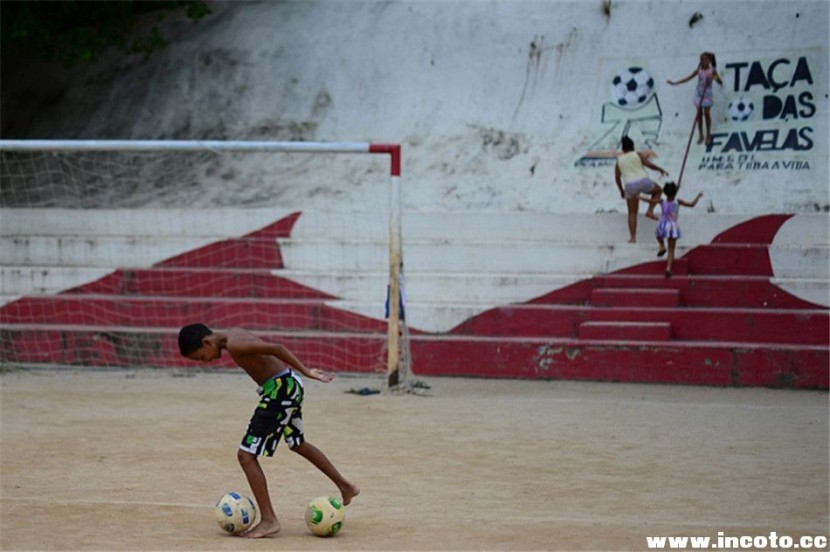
[1,367,827,551]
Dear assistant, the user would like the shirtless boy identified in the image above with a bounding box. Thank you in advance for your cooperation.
[178,324,360,538]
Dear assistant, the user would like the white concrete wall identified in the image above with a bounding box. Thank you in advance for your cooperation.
[5,1,828,215]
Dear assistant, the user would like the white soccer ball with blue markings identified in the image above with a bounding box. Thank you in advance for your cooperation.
[728,97,754,121]
[214,491,257,534]
[611,66,655,108]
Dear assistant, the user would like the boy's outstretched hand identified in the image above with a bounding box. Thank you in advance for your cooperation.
[307,368,335,383]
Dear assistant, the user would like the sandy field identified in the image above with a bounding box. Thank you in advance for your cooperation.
[1,367,827,551]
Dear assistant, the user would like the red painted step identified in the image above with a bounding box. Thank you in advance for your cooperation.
[451,304,828,345]
[155,237,286,269]
[1,326,825,389]
[591,288,680,307]
[614,259,689,276]
[66,268,334,299]
[410,334,827,388]
[0,295,386,333]
[578,321,672,341]
[0,325,386,373]
[590,275,823,309]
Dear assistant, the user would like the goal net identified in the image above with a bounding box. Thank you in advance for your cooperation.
[0,140,411,388]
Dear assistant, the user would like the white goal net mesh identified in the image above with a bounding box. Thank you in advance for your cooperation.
[0,143,410,383]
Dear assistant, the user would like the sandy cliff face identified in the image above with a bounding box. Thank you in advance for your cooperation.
[2,0,827,214]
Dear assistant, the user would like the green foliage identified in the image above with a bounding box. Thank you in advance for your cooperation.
[0,0,211,67]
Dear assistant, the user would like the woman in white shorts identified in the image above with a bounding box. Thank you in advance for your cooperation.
[614,136,668,243]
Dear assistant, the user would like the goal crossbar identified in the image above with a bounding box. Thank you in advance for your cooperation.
[0,139,400,173]
[0,139,405,387]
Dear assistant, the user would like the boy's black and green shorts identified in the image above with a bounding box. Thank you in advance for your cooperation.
[240,370,304,456]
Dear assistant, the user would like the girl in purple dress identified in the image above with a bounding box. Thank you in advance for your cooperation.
[668,52,723,146]
[651,182,703,278]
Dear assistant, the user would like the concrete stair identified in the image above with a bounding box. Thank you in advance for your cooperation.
[590,288,680,307]
[0,209,827,388]
[578,321,672,341]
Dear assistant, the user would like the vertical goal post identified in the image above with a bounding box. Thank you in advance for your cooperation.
[0,139,405,388]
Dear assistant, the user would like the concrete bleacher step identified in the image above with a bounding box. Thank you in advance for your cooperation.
[408,333,828,388]
[3,209,766,246]
[0,324,386,372]
[685,243,830,276]
[0,235,287,268]
[590,288,680,307]
[277,239,702,274]
[592,273,827,309]
[614,259,689,275]
[578,321,672,341]
[1,324,826,389]
[0,265,596,306]
[4,294,827,345]
[278,271,597,305]
[0,294,387,333]
[0,266,114,297]
[446,303,829,345]
[5,266,821,313]
[2,233,702,275]
[64,267,333,299]
[0,208,292,238]
[286,211,753,243]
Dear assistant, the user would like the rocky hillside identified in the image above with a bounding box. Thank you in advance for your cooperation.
[2,0,827,214]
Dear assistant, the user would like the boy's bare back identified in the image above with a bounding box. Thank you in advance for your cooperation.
[223,328,334,385]
[224,328,287,384]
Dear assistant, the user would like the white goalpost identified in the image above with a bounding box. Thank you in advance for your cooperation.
[0,139,410,389]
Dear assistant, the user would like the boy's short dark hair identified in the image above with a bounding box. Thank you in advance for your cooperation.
[662,181,678,198]
[178,323,212,356]
[621,136,634,152]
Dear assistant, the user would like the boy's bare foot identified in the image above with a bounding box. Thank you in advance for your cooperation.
[705,134,712,146]
[240,519,281,539]
[645,211,659,220]
[697,135,704,144]
[340,484,361,506]
[628,237,636,244]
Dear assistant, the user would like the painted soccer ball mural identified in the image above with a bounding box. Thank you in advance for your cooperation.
[611,67,655,108]
[728,97,754,121]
